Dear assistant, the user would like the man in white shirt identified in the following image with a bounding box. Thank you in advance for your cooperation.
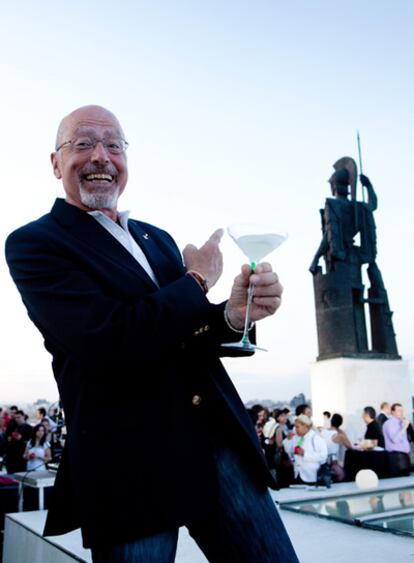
[283,414,328,484]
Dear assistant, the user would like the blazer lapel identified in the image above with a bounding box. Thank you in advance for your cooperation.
[51,199,158,291]
[128,222,183,287]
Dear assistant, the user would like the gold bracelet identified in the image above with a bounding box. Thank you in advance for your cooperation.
[186,270,209,294]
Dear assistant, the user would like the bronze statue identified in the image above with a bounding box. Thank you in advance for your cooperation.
[310,157,399,360]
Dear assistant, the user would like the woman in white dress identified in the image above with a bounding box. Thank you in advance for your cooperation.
[320,413,352,481]
[24,423,51,471]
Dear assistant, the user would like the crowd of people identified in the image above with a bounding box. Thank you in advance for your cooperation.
[1,398,412,486]
[0,405,65,474]
[0,398,412,488]
[249,400,413,487]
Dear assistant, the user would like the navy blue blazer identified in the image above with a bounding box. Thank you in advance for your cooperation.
[5,198,274,548]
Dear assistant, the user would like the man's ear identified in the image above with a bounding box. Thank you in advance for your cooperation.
[51,152,62,179]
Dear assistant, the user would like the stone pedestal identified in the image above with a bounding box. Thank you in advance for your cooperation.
[310,358,411,443]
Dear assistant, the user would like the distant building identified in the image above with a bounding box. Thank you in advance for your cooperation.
[290,393,310,410]
[244,393,310,414]
[34,398,49,406]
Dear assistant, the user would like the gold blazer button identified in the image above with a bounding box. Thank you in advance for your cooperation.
[191,395,202,406]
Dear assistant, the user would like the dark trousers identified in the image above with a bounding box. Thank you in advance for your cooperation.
[91,442,299,563]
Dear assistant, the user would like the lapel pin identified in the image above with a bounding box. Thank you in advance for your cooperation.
[143,233,149,240]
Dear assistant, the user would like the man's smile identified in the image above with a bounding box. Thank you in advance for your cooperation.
[85,173,114,182]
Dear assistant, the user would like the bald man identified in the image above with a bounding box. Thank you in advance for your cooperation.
[5,106,298,562]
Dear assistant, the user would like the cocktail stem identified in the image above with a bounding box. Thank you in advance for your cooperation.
[241,262,256,346]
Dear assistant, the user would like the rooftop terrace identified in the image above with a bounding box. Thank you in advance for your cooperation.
[3,476,414,562]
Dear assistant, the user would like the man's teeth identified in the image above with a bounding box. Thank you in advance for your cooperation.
[86,174,113,181]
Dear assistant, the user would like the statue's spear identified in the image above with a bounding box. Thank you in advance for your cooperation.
[357,130,366,202]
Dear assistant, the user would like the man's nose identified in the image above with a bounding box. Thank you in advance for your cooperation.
[90,141,110,163]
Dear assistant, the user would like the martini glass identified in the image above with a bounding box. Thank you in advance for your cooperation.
[222,223,287,352]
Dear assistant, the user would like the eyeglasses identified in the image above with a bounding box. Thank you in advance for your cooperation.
[56,137,129,154]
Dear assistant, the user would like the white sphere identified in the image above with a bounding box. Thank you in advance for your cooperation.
[355,469,379,490]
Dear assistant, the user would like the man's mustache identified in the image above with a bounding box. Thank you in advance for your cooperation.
[80,164,118,177]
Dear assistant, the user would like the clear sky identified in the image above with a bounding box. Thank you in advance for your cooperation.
[1,1,413,404]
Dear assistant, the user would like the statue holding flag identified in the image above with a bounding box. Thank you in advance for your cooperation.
[309,155,399,360]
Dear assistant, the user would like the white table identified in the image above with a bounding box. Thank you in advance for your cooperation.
[12,470,56,511]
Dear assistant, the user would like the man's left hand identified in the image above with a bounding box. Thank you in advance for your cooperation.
[225,262,283,330]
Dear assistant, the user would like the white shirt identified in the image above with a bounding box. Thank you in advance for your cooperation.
[88,210,159,286]
[320,428,340,458]
[283,429,328,483]
[26,441,51,471]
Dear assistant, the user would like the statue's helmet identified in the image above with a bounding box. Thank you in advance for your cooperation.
[329,168,349,186]
[329,168,350,196]
[331,157,357,199]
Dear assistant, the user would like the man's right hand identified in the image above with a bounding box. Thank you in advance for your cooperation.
[183,229,224,289]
